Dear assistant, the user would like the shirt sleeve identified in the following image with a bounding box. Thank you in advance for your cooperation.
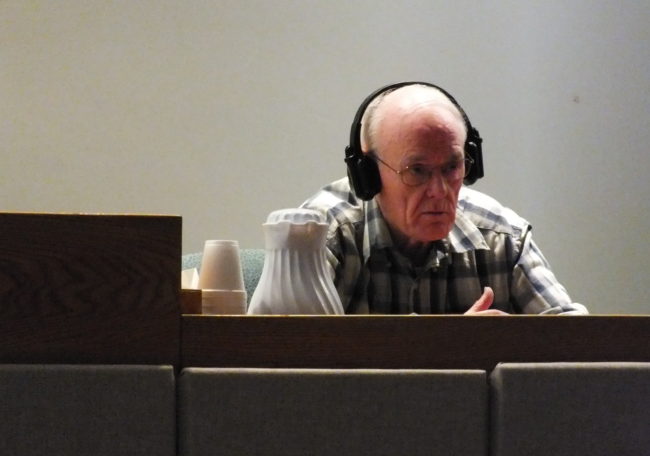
[324,222,366,314]
[511,228,588,315]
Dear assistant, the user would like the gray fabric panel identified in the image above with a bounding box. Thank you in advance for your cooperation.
[240,249,264,300]
[179,367,488,456]
[182,249,264,303]
[0,364,176,456]
[490,362,650,456]
[182,252,203,271]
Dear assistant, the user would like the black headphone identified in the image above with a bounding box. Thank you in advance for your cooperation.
[344,81,484,200]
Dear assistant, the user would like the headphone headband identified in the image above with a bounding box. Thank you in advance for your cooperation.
[344,81,484,200]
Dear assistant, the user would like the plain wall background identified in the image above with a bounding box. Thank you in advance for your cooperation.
[2,0,649,314]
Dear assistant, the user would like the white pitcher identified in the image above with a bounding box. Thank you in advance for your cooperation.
[248,208,344,315]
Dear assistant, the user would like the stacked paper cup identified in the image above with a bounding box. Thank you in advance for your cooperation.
[198,240,247,314]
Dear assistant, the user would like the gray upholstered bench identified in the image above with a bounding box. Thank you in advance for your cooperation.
[0,364,176,456]
[178,367,488,456]
[490,362,650,456]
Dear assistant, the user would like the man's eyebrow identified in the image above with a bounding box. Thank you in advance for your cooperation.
[402,151,464,164]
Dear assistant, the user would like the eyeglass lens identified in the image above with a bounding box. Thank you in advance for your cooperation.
[400,158,472,186]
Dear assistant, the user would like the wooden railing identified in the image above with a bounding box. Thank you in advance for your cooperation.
[181,314,650,371]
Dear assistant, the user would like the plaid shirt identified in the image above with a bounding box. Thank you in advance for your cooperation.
[301,178,587,315]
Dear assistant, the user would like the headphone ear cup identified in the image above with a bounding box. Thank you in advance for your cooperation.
[463,135,484,185]
[345,149,381,200]
[463,142,479,185]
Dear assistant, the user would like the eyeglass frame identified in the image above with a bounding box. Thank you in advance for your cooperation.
[371,153,474,187]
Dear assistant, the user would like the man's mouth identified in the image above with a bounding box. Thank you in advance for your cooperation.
[423,210,447,217]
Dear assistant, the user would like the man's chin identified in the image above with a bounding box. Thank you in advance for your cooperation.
[413,223,453,242]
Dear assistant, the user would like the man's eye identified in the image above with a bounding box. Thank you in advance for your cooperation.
[407,165,430,177]
[442,161,462,175]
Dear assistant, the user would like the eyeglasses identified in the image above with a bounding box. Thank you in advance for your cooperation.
[373,154,474,187]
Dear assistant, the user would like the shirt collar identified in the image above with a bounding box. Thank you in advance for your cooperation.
[362,198,392,261]
[361,196,490,265]
[447,208,490,253]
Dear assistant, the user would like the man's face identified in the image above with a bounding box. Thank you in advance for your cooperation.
[373,92,466,250]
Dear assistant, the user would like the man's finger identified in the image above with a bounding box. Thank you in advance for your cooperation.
[466,287,494,314]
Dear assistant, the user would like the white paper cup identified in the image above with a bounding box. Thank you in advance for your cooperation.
[202,289,247,315]
[198,240,245,291]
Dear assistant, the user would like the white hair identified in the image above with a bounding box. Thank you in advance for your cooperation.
[360,84,465,154]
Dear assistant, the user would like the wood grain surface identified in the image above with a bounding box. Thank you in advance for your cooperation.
[181,315,650,371]
[0,212,182,365]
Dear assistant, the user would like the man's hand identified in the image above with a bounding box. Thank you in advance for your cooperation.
[464,287,509,316]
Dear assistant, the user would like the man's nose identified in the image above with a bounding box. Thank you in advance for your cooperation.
[424,170,448,198]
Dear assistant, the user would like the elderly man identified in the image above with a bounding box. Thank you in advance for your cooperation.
[301,82,587,315]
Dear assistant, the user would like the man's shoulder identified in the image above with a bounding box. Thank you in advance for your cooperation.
[458,186,530,235]
[301,177,365,226]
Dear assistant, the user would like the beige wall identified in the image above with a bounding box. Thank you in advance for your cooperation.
[2,0,649,314]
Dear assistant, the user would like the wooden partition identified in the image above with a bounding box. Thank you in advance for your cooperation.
[0,213,182,366]
[181,315,650,371]
[2,213,647,372]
